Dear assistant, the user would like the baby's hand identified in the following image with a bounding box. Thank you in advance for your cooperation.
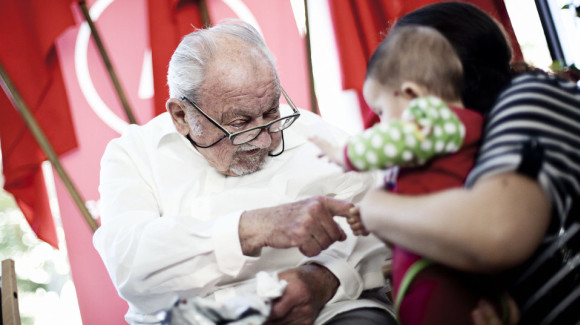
[346,206,369,236]
[309,136,348,170]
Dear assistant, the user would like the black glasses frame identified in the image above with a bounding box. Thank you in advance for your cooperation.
[180,87,300,149]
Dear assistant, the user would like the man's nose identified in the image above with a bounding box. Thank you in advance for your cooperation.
[249,128,272,148]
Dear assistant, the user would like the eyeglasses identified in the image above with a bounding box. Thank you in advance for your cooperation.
[181,87,300,148]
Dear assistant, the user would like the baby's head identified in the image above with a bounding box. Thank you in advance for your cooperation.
[364,26,463,121]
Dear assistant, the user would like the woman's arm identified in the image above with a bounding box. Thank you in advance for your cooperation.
[359,172,551,273]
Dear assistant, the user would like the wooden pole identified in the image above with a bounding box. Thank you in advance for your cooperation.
[0,62,99,233]
[303,0,319,114]
[199,0,212,27]
[78,1,138,125]
[1,259,21,325]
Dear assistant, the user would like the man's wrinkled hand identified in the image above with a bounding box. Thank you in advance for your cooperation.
[265,196,351,257]
[266,264,338,325]
[240,196,353,257]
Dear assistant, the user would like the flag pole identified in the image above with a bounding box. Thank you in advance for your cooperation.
[199,0,212,27]
[0,62,99,233]
[303,0,319,114]
[78,1,138,125]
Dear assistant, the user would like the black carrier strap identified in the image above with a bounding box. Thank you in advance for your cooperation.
[516,137,544,179]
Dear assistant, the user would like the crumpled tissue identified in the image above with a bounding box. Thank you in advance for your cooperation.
[163,271,287,325]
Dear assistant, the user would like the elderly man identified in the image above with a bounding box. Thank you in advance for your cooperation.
[94,21,393,325]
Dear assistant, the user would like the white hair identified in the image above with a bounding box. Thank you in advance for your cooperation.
[167,20,278,104]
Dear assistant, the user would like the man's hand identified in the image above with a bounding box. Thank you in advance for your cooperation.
[240,196,352,257]
[266,263,339,325]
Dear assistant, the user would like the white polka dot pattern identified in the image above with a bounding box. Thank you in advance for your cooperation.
[345,96,466,170]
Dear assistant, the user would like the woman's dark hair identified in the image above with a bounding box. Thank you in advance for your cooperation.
[393,1,513,116]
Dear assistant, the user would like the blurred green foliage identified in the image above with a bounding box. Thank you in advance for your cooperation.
[561,3,580,18]
[550,61,580,82]
[1,189,45,325]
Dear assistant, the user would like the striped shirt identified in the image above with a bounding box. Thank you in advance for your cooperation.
[466,74,580,325]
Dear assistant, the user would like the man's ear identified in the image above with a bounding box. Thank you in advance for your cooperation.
[400,81,429,99]
[166,98,190,135]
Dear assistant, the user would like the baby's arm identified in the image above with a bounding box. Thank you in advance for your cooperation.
[311,97,465,173]
[309,123,410,172]
[309,136,348,170]
[347,97,465,171]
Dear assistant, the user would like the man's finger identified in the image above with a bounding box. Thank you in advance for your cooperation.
[338,226,347,241]
[301,197,346,243]
[316,212,346,244]
[319,196,352,242]
[310,227,334,250]
[299,239,322,257]
[321,196,355,217]
[269,296,294,320]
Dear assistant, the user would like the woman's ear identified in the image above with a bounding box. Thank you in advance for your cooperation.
[400,81,429,99]
[166,98,190,135]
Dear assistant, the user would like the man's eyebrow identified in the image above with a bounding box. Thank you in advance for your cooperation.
[263,92,281,113]
[221,107,257,122]
[269,92,281,108]
[222,95,281,121]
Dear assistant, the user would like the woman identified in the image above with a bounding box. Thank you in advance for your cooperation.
[358,2,580,325]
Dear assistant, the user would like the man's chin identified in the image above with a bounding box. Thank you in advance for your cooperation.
[229,149,269,176]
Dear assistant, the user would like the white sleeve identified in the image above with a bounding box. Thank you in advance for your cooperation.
[303,228,388,303]
[93,137,259,315]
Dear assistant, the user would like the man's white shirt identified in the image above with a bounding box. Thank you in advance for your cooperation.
[94,107,391,324]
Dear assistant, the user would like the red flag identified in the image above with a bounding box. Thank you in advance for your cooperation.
[0,0,78,248]
[148,0,204,116]
[328,0,523,129]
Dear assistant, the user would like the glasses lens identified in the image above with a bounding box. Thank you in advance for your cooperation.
[270,116,297,133]
[230,115,298,145]
[231,128,261,145]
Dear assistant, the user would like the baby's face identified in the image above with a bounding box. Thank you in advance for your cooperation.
[362,79,410,123]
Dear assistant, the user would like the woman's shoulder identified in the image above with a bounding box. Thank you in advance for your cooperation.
[490,73,580,116]
[504,72,579,96]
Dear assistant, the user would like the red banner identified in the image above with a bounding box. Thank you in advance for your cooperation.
[148,0,205,116]
[0,0,78,249]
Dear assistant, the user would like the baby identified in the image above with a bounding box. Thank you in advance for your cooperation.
[312,26,500,325]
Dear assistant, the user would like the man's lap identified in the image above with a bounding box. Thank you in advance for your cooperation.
[325,308,397,325]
